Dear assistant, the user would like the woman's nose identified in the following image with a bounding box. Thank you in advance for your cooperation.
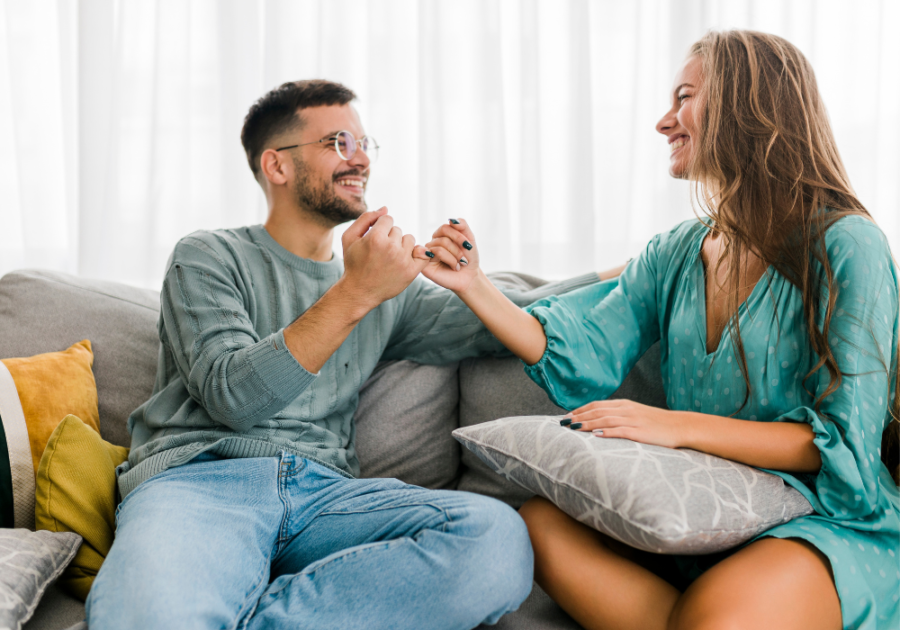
[656,108,676,135]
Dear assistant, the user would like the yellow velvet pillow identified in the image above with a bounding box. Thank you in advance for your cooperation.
[0,339,101,530]
[1,339,100,474]
[34,414,129,601]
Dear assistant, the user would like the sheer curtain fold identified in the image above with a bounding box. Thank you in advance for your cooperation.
[1,0,898,289]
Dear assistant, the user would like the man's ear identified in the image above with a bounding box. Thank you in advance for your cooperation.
[260,148,290,187]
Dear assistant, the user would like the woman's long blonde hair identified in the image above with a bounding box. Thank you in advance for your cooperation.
[687,30,899,483]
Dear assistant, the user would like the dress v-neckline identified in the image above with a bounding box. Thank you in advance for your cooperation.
[695,224,774,358]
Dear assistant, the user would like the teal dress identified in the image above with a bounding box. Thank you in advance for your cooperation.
[524,216,900,629]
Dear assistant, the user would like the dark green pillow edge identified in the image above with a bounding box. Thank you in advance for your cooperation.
[0,415,15,528]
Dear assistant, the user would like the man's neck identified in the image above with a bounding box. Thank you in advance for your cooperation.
[264,205,335,262]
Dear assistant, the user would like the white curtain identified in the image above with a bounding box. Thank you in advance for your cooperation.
[2,0,898,290]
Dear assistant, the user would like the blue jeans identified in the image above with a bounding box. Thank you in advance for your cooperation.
[86,452,533,630]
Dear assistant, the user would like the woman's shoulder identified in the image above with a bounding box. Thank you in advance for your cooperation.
[823,213,891,259]
[650,217,708,257]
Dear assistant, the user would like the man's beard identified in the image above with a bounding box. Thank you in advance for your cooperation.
[292,156,366,226]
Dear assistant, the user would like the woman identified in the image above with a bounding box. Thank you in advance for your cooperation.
[416,30,900,630]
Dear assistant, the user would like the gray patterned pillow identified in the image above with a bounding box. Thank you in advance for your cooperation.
[0,529,82,630]
[453,416,814,554]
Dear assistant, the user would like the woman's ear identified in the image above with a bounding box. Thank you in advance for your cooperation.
[260,148,290,186]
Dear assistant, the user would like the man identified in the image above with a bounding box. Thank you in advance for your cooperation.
[87,80,605,629]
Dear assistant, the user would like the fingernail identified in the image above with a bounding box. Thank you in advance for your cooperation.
[425,251,435,258]
[455,263,461,271]
[569,423,582,430]
[592,429,604,436]
[449,218,460,225]
[463,241,473,250]
[459,257,468,266]
[559,418,572,427]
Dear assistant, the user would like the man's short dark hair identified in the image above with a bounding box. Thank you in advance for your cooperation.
[240,79,357,180]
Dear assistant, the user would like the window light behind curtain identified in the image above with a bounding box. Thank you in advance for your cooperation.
[1,0,898,289]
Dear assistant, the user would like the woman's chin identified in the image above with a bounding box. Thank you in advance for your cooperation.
[669,164,689,179]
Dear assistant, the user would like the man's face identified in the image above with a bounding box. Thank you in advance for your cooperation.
[288,104,371,225]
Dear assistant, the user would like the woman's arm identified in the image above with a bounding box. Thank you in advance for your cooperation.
[455,270,548,365]
[419,220,629,365]
[565,400,821,473]
[419,218,549,365]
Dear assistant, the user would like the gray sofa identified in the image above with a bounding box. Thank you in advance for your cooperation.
[0,268,666,630]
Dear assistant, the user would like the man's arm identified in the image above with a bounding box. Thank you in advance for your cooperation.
[160,208,428,432]
[283,208,428,373]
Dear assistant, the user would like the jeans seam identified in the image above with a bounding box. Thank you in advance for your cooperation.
[275,456,294,553]
[319,500,453,522]
[229,549,273,630]
[265,538,406,599]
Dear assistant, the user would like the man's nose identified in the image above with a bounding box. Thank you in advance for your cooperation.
[350,145,371,169]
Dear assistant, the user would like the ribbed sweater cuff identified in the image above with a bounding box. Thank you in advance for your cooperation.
[246,329,317,405]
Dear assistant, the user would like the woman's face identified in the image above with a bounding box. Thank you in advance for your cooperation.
[656,55,702,179]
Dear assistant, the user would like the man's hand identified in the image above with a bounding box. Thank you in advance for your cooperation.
[282,207,429,374]
[338,207,430,312]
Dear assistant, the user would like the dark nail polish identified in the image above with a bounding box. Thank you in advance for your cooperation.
[449,218,460,225]
[559,418,572,427]
[425,251,435,258]
[459,257,468,266]
[462,241,473,250]
[569,423,582,430]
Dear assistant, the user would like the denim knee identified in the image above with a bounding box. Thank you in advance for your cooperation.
[455,494,534,609]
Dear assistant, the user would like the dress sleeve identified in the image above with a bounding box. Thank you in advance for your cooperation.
[524,234,663,411]
[381,273,600,364]
[159,240,315,432]
[771,218,899,521]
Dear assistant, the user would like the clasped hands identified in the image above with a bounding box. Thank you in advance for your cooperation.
[339,206,480,309]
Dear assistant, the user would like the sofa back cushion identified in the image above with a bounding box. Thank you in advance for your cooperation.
[354,360,460,489]
[0,270,160,448]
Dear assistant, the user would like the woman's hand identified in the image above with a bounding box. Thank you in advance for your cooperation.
[417,218,480,294]
[562,400,689,449]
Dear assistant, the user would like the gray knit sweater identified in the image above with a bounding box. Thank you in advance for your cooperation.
[119,225,599,498]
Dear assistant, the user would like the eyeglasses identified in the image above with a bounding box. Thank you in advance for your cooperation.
[275,130,379,162]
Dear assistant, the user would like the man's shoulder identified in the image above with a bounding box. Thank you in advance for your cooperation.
[169,226,262,270]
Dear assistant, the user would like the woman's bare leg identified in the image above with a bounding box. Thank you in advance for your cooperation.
[668,537,841,630]
[521,498,843,630]
[518,497,680,630]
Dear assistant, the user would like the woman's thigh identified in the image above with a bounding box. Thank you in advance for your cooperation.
[668,537,842,630]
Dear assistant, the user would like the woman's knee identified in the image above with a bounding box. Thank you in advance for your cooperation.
[667,597,744,630]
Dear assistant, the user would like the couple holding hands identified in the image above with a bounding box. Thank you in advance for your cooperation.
[87,30,898,630]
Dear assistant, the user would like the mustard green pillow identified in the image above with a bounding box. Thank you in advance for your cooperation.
[0,339,100,530]
[34,414,129,601]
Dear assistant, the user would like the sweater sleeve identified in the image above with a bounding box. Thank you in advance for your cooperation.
[159,240,315,432]
[381,272,601,364]
[523,234,663,411]
[768,218,899,521]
